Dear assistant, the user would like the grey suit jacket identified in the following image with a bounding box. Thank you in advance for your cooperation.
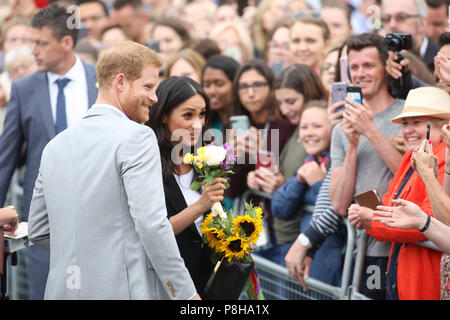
[0,62,98,219]
[28,105,197,300]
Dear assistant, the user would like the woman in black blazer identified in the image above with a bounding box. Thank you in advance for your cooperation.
[146,76,227,298]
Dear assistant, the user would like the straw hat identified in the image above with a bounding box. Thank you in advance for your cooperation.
[391,87,450,123]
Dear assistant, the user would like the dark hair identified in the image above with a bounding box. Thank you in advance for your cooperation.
[232,59,279,121]
[439,32,450,47]
[31,4,79,46]
[201,55,240,129]
[151,18,191,44]
[346,33,388,66]
[99,23,131,40]
[146,76,211,183]
[202,54,240,83]
[426,0,449,14]
[274,63,328,103]
[187,38,221,61]
[77,0,109,16]
[112,0,142,10]
[334,41,348,82]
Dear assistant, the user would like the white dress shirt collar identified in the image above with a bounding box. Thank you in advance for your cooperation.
[420,37,428,58]
[47,55,84,84]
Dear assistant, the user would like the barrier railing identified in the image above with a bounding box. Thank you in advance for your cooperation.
[349,230,442,300]
[4,173,444,300]
[236,189,354,300]
[233,189,445,300]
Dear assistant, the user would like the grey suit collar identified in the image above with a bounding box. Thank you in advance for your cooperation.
[35,61,98,139]
[85,104,129,119]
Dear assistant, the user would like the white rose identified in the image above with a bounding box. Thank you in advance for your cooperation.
[204,145,227,166]
[211,202,227,220]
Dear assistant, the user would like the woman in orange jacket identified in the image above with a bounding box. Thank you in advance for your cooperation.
[348,87,450,300]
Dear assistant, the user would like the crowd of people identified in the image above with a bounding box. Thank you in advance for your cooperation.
[1,0,450,300]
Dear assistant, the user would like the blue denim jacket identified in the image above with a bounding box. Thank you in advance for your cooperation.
[271,152,329,220]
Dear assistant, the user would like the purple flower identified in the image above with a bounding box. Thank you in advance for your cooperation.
[223,142,236,165]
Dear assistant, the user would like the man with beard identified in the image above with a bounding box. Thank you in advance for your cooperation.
[0,5,98,299]
[28,41,199,300]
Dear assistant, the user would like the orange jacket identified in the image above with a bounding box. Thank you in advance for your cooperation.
[367,141,446,300]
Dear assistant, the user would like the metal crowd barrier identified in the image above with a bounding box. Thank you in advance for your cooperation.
[233,189,444,300]
[3,169,28,300]
[349,230,442,300]
[235,189,355,300]
[4,173,444,300]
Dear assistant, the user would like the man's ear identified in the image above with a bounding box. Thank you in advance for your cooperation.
[114,73,127,92]
[61,35,75,51]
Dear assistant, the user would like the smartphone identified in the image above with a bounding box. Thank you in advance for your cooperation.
[256,150,277,177]
[354,189,382,210]
[346,86,363,105]
[332,82,348,104]
[256,150,273,170]
[426,121,431,140]
[339,56,350,84]
[230,115,250,136]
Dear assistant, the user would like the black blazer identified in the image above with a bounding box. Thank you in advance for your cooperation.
[423,37,439,73]
[163,174,215,298]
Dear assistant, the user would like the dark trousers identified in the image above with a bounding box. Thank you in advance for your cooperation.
[27,245,49,300]
[359,256,388,300]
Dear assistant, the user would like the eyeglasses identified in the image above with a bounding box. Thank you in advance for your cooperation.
[238,81,268,93]
[292,10,322,20]
[380,12,421,24]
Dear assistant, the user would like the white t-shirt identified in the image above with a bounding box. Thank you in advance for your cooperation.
[173,169,203,235]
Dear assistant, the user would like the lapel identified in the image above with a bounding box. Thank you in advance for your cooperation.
[34,72,56,139]
[34,62,98,139]
[165,174,203,238]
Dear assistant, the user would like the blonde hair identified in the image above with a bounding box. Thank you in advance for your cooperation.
[209,21,254,62]
[96,41,162,90]
[163,48,206,79]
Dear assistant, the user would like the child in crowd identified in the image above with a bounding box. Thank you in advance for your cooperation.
[271,100,345,287]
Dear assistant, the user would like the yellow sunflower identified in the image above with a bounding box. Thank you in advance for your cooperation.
[202,226,225,250]
[220,235,250,262]
[232,214,262,245]
[255,206,263,219]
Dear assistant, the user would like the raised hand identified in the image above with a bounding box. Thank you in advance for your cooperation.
[385,51,410,79]
[344,98,375,137]
[348,204,373,230]
[411,139,438,180]
[297,161,327,186]
[373,199,427,230]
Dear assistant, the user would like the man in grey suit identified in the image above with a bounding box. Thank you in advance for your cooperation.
[28,41,199,300]
[0,5,98,299]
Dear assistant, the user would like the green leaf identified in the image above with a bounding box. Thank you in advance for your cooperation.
[190,181,202,191]
[205,176,214,184]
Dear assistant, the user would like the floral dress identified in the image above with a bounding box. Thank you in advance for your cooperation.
[441,254,450,300]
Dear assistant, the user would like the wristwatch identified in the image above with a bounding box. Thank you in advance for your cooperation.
[298,233,312,249]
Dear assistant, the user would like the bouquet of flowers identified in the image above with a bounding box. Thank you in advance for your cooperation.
[183,142,236,191]
[183,143,264,299]
[201,202,265,300]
